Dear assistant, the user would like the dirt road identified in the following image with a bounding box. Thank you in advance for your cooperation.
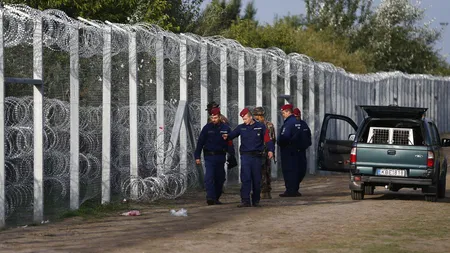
[1,172,450,253]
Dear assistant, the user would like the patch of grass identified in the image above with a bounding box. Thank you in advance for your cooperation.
[58,199,131,220]
[306,240,421,253]
[362,242,421,253]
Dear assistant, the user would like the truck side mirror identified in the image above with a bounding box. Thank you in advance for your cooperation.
[348,134,356,141]
[442,138,450,147]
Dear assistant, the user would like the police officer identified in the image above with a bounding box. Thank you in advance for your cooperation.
[195,107,235,205]
[293,107,301,120]
[252,106,276,199]
[206,101,229,124]
[223,108,275,207]
[205,101,237,169]
[293,107,311,191]
[278,104,311,197]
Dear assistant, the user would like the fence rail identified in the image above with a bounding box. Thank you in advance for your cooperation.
[1,4,449,228]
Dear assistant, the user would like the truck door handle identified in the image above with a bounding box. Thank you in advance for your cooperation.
[387,150,396,155]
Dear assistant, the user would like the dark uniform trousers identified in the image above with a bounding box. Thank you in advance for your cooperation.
[240,154,263,204]
[281,148,307,194]
[204,154,226,201]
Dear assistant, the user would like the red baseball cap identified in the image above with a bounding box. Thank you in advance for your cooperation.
[293,108,300,116]
[210,107,221,116]
[240,108,250,117]
[280,104,293,111]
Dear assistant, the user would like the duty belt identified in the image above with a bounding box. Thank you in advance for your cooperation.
[240,151,264,156]
[203,150,226,156]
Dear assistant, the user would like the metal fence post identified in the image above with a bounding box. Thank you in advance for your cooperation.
[33,14,44,223]
[102,26,112,204]
[129,31,138,199]
[179,38,188,176]
[156,34,165,176]
[69,25,80,210]
[0,9,5,228]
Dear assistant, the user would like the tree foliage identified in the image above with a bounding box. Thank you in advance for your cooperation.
[302,0,448,74]
[224,17,369,73]
[193,0,258,36]
[350,0,444,73]
[4,0,204,32]
[304,0,373,33]
[5,0,449,75]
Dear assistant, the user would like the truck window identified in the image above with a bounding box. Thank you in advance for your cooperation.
[360,119,424,146]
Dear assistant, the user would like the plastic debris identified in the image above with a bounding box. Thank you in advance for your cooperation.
[121,210,141,216]
[41,220,50,224]
[170,208,188,217]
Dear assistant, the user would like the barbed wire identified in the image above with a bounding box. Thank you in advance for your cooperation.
[4,96,203,218]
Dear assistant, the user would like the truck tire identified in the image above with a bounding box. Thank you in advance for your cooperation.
[438,175,446,199]
[364,185,375,195]
[351,190,364,200]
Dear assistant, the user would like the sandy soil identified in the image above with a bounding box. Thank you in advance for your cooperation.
[1,148,450,253]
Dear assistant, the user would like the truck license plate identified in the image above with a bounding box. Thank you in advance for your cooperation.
[376,169,406,177]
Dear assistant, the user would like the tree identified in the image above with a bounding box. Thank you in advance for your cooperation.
[223,15,370,73]
[304,0,373,33]
[242,0,257,21]
[351,0,443,73]
[194,0,243,36]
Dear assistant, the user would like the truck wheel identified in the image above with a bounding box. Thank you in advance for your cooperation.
[425,194,437,202]
[351,190,364,200]
[438,175,446,199]
[364,185,375,195]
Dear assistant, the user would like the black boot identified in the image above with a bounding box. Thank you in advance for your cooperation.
[237,202,251,208]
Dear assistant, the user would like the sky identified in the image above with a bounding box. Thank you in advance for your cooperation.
[201,0,450,63]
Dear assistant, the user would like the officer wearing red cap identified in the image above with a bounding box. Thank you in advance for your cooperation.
[293,108,301,120]
[278,104,311,197]
[223,108,275,207]
[206,101,229,124]
[195,107,235,205]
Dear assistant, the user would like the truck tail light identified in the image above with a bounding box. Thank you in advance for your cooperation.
[427,151,434,167]
[350,147,357,164]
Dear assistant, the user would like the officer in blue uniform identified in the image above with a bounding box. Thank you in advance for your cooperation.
[278,104,311,197]
[195,108,235,205]
[223,108,275,207]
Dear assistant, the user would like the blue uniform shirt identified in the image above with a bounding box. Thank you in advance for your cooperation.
[194,122,232,159]
[228,120,275,153]
[278,114,299,148]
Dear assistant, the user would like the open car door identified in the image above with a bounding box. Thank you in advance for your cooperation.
[317,114,358,172]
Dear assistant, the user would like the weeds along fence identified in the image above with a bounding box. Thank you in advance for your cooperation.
[1,4,449,227]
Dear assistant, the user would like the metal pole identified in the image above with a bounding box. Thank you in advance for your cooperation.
[220,47,228,117]
[102,26,112,204]
[69,25,80,210]
[156,35,165,176]
[129,31,138,199]
[0,9,5,228]
[238,50,245,182]
[256,52,263,106]
[179,38,188,176]
[33,14,44,223]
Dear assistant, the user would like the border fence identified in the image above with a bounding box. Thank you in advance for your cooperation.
[0,4,449,227]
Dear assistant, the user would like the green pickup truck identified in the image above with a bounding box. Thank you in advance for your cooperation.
[318,106,450,202]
